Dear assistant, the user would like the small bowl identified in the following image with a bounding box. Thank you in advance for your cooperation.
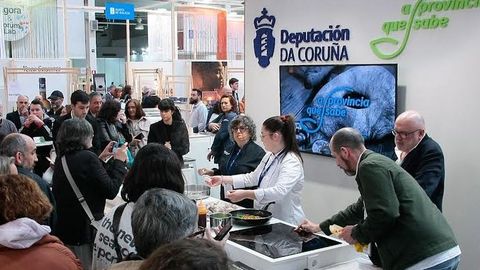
[209,212,232,230]
[185,184,210,200]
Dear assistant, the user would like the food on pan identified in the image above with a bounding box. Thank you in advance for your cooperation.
[236,214,263,220]
[329,224,368,252]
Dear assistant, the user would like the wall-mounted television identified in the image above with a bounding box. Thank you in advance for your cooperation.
[280,64,397,158]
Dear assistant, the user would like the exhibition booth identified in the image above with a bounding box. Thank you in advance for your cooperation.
[0,0,479,269]
[244,1,480,269]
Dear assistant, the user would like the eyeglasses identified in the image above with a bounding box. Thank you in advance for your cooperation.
[232,126,248,133]
[391,129,421,138]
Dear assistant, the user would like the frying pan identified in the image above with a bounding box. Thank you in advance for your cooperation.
[230,202,275,226]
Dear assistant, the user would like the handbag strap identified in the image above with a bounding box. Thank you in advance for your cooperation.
[112,203,127,260]
[61,156,99,229]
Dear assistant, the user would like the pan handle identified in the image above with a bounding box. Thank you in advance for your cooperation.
[262,201,275,211]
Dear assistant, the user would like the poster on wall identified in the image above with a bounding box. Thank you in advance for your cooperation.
[191,61,227,105]
[280,64,397,158]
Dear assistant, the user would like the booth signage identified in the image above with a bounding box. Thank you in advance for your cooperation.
[253,7,351,67]
[370,0,480,60]
[3,6,30,41]
[105,2,135,20]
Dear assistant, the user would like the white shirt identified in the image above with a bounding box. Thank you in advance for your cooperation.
[190,101,208,132]
[231,151,305,225]
[92,203,135,270]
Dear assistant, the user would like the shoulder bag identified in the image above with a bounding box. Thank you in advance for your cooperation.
[61,156,100,230]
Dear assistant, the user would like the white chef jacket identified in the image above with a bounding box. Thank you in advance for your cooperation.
[231,151,305,225]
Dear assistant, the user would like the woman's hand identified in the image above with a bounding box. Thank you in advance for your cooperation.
[198,168,214,176]
[208,122,220,132]
[225,190,253,202]
[207,151,214,161]
[205,175,222,187]
[130,138,140,147]
[164,141,171,149]
[117,111,127,124]
[98,141,115,162]
[114,142,128,162]
[204,227,229,248]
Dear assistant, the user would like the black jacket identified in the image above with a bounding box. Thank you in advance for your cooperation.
[6,111,22,130]
[52,150,127,245]
[214,140,266,208]
[208,112,237,164]
[97,118,132,150]
[148,120,190,163]
[52,114,101,154]
[397,134,445,211]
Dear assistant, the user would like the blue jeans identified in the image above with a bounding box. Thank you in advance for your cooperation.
[424,255,461,270]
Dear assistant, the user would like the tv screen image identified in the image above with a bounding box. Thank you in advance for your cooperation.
[280,64,397,158]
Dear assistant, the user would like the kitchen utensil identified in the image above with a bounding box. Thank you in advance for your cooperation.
[210,212,232,229]
[185,184,210,200]
[229,202,275,226]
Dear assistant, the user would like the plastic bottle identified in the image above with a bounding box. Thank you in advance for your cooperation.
[197,200,207,228]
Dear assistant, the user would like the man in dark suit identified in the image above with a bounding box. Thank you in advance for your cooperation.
[52,90,101,154]
[6,95,29,130]
[393,110,445,211]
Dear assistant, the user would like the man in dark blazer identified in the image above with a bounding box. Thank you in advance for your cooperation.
[393,110,445,211]
[52,90,101,154]
[6,95,29,130]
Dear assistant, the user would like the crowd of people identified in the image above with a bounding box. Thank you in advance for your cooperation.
[0,80,461,270]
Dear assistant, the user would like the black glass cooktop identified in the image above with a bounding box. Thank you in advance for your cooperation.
[229,223,342,259]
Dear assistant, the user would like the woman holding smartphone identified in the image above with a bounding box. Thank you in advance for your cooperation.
[206,115,305,225]
[125,99,150,155]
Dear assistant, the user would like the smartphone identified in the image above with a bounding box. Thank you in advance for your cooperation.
[213,222,232,241]
[134,133,144,140]
[112,141,120,153]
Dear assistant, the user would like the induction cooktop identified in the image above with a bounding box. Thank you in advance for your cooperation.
[228,223,342,259]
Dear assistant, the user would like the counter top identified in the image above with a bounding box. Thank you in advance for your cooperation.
[203,197,379,270]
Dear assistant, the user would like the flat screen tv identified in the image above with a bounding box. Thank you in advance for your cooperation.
[280,64,397,158]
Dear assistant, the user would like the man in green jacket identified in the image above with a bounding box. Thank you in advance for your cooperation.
[298,127,460,270]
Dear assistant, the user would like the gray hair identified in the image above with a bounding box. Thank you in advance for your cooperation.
[0,133,28,157]
[89,91,102,100]
[132,188,198,258]
[0,155,15,174]
[228,115,257,141]
[330,127,365,153]
[56,118,94,156]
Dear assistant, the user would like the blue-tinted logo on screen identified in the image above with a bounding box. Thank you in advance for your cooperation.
[105,2,135,20]
[253,8,276,68]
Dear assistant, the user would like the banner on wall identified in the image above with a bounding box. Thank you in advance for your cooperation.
[280,64,397,158]
[2,6,31,41]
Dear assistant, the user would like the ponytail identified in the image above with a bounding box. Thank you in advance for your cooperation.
[263,115,302,162]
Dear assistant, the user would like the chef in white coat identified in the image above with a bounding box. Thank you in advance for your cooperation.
[206,115,305,225]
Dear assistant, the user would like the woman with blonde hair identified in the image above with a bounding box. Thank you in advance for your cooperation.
[0,174,81,270]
